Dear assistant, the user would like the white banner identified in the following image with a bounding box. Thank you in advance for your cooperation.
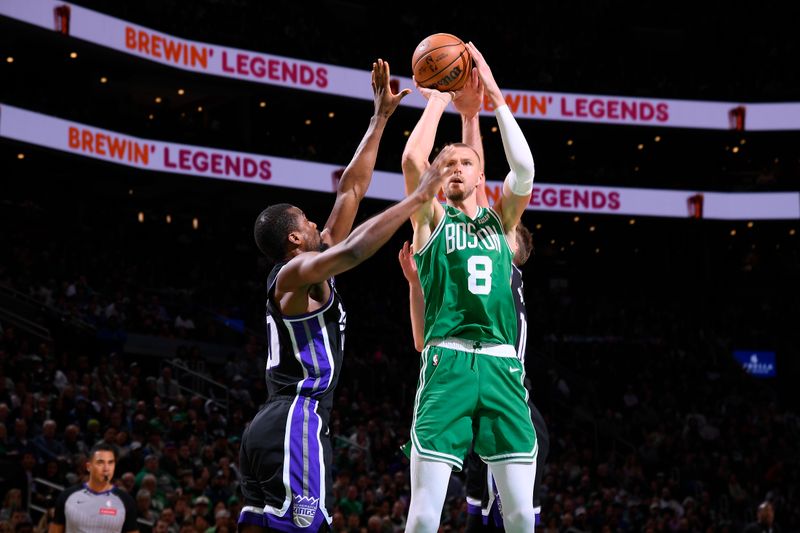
[1,103,798,220]
[3,0,800,131]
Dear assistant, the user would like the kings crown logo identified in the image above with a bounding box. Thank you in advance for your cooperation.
[292,495,319,528]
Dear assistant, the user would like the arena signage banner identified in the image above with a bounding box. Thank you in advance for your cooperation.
[3,1,800,131]
[2,103,799,220]
[733,351,777,378]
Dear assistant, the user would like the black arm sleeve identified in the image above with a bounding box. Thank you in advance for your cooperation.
[52,485,76,525]
[117,488,139,532]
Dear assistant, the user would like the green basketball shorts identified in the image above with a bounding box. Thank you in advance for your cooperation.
[410,338,537,470]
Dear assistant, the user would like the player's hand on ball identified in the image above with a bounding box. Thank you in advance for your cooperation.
[453,68,483,117]
[465,42,503,106]
[413,76,454,105]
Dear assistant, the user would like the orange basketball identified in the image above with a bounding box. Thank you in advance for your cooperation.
[412,33,472,92]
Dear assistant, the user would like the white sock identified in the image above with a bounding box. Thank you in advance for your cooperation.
[488,462,537,533]
[405,449,453,533]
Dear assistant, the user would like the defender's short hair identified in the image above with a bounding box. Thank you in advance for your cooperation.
[254,204,299,262]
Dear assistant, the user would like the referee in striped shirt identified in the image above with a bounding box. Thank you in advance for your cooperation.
[49,442,139,533]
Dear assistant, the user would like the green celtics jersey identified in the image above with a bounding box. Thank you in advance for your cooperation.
[414,205,517,346]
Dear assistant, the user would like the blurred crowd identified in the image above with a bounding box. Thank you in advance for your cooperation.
[1,195,798,532]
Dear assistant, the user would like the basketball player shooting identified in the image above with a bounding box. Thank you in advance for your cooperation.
[401,42,538,533]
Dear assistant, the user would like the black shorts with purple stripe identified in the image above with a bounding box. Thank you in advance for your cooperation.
[238,396,333,533]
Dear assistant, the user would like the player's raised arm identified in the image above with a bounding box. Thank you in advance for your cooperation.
[279,147,456,291]
[453,67,489,208]
[322,59,411,247]
[467,42,534,231]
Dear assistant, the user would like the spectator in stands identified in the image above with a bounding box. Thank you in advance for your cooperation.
[9,419,35,457]
[61,424,87,458]
[135,489,156,526]
[156,368,181,403]
[0,489,22,522]
[744,501,781,533]
[157,507,178,533]
[0,422,8,456]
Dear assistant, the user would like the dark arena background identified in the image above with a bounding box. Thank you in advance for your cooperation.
[1,2,799,532]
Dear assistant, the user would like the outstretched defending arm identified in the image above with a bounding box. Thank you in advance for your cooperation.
[322,59,411,247]
[278,147,456,290]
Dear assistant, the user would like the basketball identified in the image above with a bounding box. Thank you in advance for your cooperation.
[412,33,472,92]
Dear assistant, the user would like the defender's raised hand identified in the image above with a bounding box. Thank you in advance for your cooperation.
[372,58,411,118]
[416,145,456,201]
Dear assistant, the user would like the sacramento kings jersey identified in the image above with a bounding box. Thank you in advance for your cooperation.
[415,205,517,346]
[265,262,346,414]
[511,264,528,362]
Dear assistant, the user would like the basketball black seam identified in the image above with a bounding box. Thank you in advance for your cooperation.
[412,41,465,70]
[417,49,468,86]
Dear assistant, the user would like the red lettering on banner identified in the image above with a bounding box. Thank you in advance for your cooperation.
[503,94,548,116]
[300,65,315,85]
[607,100,620,120]
[250,57,266,77]
[162,147,271,180]
[124,26,209,68]
[67,126,149,165]
[560,189,572,207]
[316,68,328,88]
[575,99,588,117]
[589,99,604,118]
[542,188,557,207]
[621,100,637,120]
[558,97,670,124]
[560,98,572,117]
[591,191,607,209]
[237,54,248,74]
[529,186,621,212]
[219,51,328,88]
[151,35,163,57]
[268,59,280,78]
[221,51,234,73]
[574,189,589,209]
[283,62,297,83]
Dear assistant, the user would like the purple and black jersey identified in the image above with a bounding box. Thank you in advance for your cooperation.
[265,262,346,414]
[238,262,346,532]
